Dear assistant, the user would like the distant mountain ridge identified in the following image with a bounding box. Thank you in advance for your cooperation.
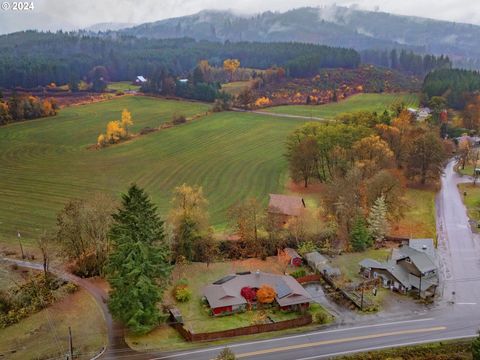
[121,6,480,69]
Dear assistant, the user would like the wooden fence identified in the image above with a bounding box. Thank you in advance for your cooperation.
[172,314,312,342]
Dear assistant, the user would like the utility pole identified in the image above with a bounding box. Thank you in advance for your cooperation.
[360,282,364,311]
[474,150,479,185]
[419,273,423,299]
[17,230,25,259]
[68,327,73,360]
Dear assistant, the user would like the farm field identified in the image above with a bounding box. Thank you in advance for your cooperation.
[261,93,419,119]
[107,81,141,92]
[0,96,306,246]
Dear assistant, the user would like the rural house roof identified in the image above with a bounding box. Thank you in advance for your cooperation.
[268,194,306,217]
[136,75,147,82]
[203,271,312,309]
[359,238,438,289]
[394,245,436,274]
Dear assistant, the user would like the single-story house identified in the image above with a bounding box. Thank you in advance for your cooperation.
[283,248,302,267]
[135,75,147,84]
[202,271,312,316]
[268,194,306,225]
[359,239,438,298]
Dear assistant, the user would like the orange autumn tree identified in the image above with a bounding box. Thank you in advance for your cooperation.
[256,285,276,304]
[97,109,133,147]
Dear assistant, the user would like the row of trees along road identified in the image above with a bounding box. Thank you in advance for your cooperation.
[286,107,450,249]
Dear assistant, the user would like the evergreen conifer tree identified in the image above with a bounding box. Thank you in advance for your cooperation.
[367,195,389,245]
[106,184,171,334]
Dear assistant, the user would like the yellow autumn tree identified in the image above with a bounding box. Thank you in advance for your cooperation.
[97,134,106,146]
[106,120,126,143]
[97,109,133,147]
[223,58,240,81]
[256,285,276,304]
[353,135,394,176]
[121,108,133,134]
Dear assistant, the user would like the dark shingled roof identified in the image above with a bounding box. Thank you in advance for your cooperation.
[203,271,312,309]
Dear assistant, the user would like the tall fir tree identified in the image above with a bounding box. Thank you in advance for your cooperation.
[350,216,372,252]
[106,184,171,334]
[367,195,389,245]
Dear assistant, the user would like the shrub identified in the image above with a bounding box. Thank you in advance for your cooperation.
[297,241,317,256]
[172,114,187,125]
[290,269,307,279]
[175,286,192,302]
[115,90,124,96]
[64,283,78,294]
[473,331,480,360]
[216,348,236,360]
[312,311,329,324]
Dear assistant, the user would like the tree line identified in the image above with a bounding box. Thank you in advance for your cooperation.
[422,68,480,109]
[0,92,57,125]
[360,49,451,77]
[0,31,360,89]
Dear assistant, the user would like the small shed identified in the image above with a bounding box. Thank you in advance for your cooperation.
[168,307,183,324]
[284,248,302,267]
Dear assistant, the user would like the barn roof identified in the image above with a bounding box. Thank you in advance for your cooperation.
[268,194,305,217]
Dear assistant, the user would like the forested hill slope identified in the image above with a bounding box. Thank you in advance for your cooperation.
[0,32,359,88]
[121,6,480,69]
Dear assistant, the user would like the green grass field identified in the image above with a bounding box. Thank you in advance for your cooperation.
[459,183,480,223]
[261,93,419,119]
[107,81,140,92]
[0,96,306,245]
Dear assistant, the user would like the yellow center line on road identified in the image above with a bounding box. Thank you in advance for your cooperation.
[223,326,447,359]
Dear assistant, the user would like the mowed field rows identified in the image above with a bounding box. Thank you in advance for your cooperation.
[261,93,419,118]
[0,96,305,245]
[0,93,418,246]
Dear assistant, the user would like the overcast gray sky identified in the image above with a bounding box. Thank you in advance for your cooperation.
[1,0,480,34]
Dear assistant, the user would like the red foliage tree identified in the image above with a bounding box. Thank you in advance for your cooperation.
[240,286,257,302]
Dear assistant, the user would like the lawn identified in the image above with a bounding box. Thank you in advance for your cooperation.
[330,248,391,283]
[0,97,309,247]
[459,183,480,222]
[107,81,140,92]
[390,188,437,240]
[261,93,419,119]
[0,288,106,360]
[165,257,301,333]
[127,258,330,351]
